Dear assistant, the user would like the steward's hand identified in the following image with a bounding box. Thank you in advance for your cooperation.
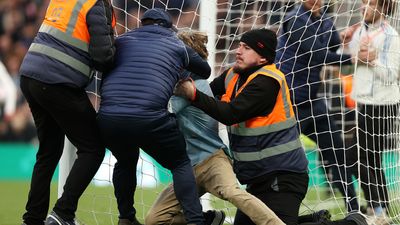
[174,78,196,101]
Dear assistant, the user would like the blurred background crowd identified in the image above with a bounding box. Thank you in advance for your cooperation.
[0,0,49,143]
[0,0,200,143]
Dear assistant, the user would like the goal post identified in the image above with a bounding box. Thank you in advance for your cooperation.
[57,0,400,224]
[58,138,76,198]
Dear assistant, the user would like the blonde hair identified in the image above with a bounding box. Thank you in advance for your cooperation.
[178,30,209,59]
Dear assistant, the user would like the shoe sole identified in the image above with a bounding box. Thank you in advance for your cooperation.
[322,210,332,221]
[46,214,63,225]
[211,211,226,225]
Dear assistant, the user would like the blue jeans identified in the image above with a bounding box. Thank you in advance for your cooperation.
[97,113,204,225]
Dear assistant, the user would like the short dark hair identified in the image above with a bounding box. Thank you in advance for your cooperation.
[141,19,168,27]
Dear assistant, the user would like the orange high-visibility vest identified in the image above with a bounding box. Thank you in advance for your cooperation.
[28,0,115,77]
[222,64,297,131]
[340,74,356,109]
[219,65,307,182]
[40,0,115,52]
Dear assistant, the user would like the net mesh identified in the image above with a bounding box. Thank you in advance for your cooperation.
[77,0,400,224]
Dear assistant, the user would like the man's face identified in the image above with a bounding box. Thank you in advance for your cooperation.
[362,0,384,23]
[303,0,323,17]
[233,42,264,73]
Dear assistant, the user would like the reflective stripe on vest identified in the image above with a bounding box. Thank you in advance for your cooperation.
[257,67,291,119]
[40,0,92,52]
[29,43,91,76]
[228,117,297,136]
[30,0,103,77]
[224,68,236,89]
[39,23,88,52]
[231,138,303,161]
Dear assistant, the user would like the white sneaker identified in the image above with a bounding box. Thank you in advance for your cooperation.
[365,209,391,225]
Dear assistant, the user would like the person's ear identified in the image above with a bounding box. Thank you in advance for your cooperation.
[260,57,268,64]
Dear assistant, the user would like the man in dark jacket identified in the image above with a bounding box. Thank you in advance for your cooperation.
[19,0,115,224]
[97,8,211,225]
[275,0,359,213]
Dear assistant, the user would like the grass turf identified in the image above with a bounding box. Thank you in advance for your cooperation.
[0,181,347,225]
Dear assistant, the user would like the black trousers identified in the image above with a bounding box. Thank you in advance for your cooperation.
[97,113,204,225]
[20,76,105,225]
[348,104,398,210]
[234,172,309,225]
[295,100,359,212]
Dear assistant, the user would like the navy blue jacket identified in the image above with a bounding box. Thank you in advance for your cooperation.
[275,5,352,104]
[99,25,211,119]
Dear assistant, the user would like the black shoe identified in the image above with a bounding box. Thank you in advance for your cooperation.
[118,218,143,225]
[345,212,368,225]
[360,206,368,214]
[204,210,225,225]
[45,211,77,225]
[312,210,332,222]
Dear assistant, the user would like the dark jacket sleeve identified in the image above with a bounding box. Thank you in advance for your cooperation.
[287,17,352,66]
[192,75,280,125]
[209,69,229,99]
[185,46,211,79]
[328,25,342,52]
[86,0,116,72]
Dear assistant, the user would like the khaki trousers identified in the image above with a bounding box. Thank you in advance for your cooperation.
[145,149,285,225]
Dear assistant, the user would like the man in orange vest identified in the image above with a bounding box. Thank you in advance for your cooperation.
[18,0,115,225]
[175,28,309,225]
[174,29,367,225]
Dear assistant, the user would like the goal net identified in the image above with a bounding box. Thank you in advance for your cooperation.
[61,0,400,224]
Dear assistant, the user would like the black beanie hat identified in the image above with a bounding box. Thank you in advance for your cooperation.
[240,29,277,63]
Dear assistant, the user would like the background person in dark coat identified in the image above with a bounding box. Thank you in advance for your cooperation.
[275,0,358,213]
[97,8,211,225]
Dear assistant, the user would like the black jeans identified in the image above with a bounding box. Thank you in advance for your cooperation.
[348,104,398,210]
[20,76,105,225]
[97,113,204,225]
[234,172,309,225]
[295,99,359,212]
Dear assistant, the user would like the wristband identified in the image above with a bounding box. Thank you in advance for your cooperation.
[190,78,196,101]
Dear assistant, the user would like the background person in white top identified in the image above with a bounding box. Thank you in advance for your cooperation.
[0,60,16,121]
[343,0,400,223]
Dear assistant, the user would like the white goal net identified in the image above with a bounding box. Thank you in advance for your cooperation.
[61,0,400,224]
